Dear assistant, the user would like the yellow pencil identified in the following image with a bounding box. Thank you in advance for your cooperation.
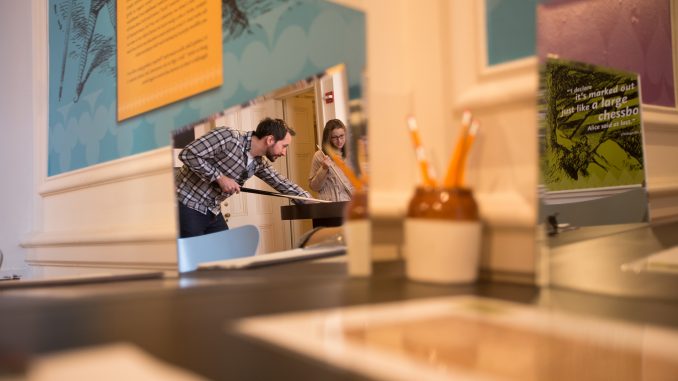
[406,116,437,187]
[444,110,473,188]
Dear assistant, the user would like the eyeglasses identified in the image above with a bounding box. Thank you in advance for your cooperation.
[330,134,345,141]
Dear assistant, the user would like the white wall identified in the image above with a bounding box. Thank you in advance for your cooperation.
[366,1,539,281]
[18,0,177,277]
[0,0,34,276]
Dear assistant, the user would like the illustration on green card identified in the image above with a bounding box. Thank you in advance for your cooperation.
[539,58,644,192]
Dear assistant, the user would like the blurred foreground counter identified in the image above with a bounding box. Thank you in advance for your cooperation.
[1,250,678,380]
[544,220,678,301]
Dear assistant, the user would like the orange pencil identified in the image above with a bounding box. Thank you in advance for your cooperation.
[453,119,479,188]
[444,110,473,187]
[406,116,437,187]
[317,144,354,194]
[326,146,364,191]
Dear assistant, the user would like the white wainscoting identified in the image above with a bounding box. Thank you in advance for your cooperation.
[449,53,539,281]
[22,147,179,275]
[643,106,678,223]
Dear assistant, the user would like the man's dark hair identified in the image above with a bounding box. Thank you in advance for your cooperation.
[254,118,296,141]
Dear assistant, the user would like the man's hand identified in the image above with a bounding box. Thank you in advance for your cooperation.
[216,175,240,194]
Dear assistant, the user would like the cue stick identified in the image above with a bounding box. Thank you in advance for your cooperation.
[240,187,330,203]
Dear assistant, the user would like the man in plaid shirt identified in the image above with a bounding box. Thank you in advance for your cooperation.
[176,117,311,238]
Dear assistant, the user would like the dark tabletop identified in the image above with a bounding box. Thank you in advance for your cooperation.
[281,201,347,220]
[1,260,678,380]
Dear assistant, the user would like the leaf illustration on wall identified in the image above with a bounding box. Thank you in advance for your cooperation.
[55,0,116,103]
[222,0,300,42]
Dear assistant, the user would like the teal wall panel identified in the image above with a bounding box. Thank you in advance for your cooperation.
[486,0,537,66]
[48,0,365,176]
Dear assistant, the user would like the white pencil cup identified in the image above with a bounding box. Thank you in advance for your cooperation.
[404,187,481,284]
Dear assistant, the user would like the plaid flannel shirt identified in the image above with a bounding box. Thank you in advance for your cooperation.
[176,127,310,215]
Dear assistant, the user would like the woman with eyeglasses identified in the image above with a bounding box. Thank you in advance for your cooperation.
[308,119,353,201]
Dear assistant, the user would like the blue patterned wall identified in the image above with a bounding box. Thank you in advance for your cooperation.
[48,0,365,176]
[486,0,537,66]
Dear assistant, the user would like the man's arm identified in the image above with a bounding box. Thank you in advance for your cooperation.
[179,128,238,186]
[256,163,311,202]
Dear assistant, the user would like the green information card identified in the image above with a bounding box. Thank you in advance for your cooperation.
[540,58,645,192]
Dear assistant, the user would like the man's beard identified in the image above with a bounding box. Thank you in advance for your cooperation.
[265,149,278,162]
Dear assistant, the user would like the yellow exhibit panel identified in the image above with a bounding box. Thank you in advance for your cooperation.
[117,0,223,121]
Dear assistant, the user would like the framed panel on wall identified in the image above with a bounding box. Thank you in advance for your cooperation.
[485,0,537,67]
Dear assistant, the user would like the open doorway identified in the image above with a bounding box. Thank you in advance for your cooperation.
[280,88,318,246]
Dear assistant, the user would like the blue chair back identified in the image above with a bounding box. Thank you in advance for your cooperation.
[177,225,259,273]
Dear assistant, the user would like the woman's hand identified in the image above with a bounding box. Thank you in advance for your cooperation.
[321,155,332,169]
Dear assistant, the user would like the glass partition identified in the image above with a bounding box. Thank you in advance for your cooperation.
[172,65,363,272]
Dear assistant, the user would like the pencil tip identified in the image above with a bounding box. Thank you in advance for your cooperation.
[462,110,473,126]
[469,119,480,134]
[406,116,417,130]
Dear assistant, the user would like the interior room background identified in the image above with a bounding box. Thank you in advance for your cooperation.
[1,0,676,282]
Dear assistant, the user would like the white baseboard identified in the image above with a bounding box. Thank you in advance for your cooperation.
[25,240,177,271]
[648,178,678,223]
